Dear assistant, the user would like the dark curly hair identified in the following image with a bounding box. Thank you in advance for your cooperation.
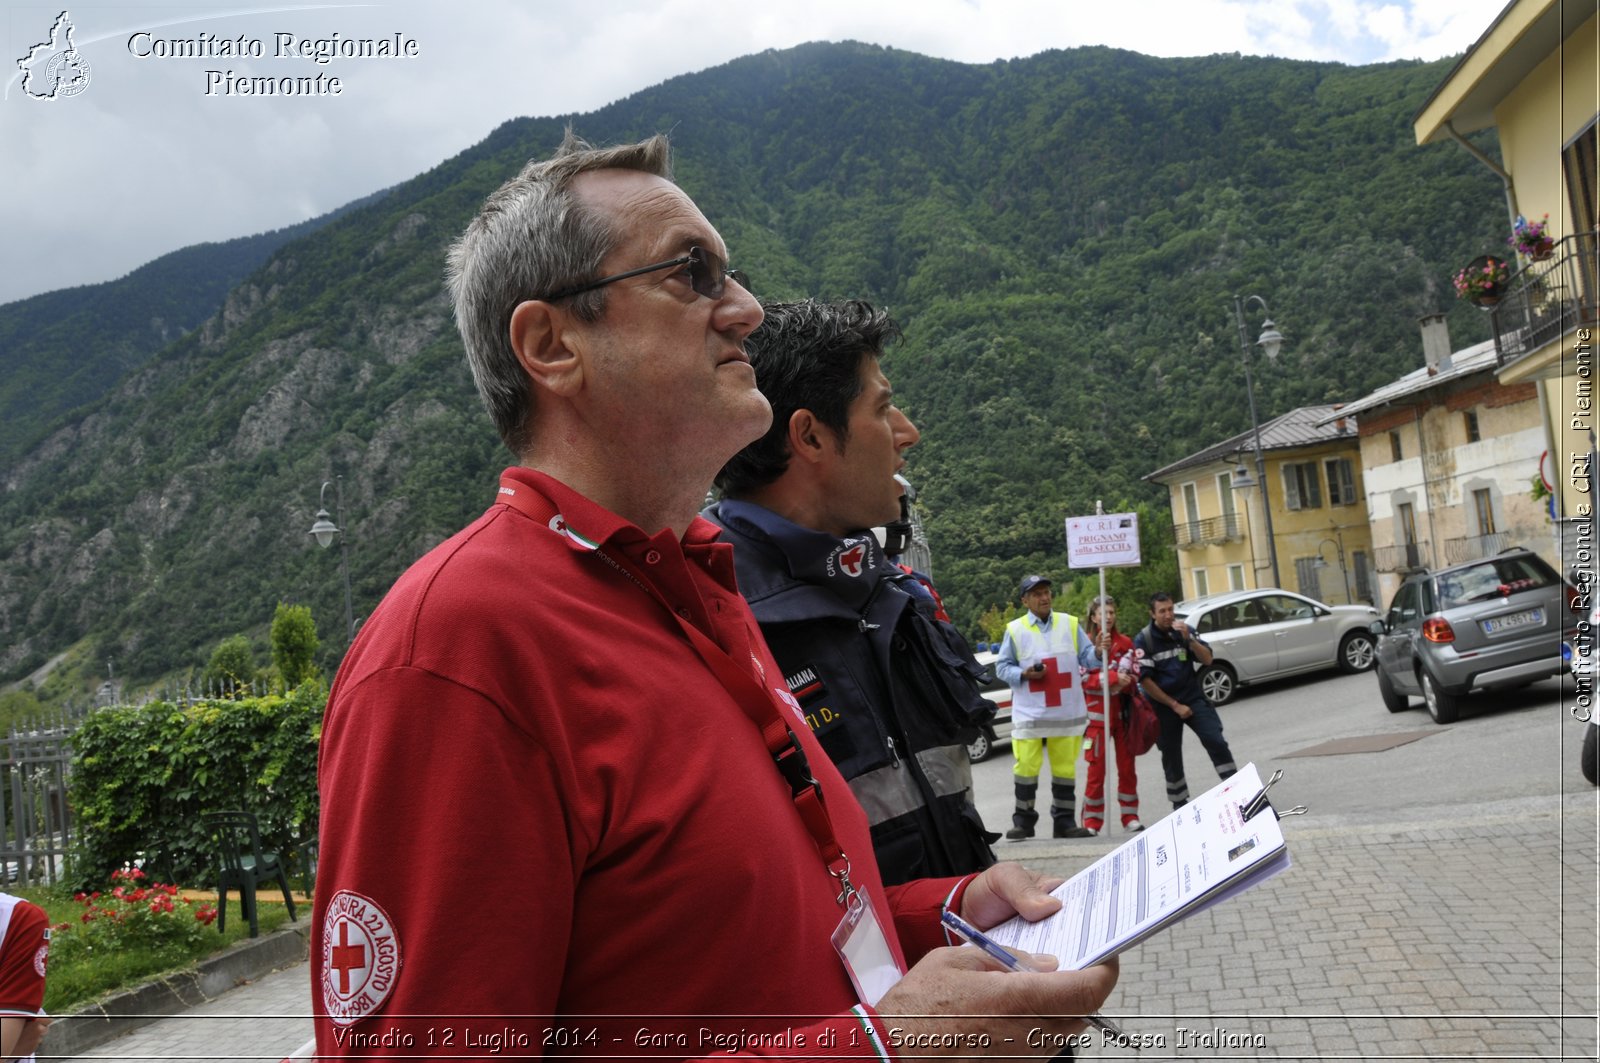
[715,299,902,497]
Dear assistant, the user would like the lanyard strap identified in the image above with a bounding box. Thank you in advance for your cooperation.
[495,478,854,898]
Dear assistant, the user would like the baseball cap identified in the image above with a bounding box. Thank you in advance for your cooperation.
[1019,574,1051,596]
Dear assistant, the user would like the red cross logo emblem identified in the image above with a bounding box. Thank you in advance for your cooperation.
[1027,656,1075,707]
[838,544,867,577]
[321,890,401,1026]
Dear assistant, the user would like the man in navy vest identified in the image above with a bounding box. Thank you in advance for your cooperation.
[1134,591,1239,808]
[706,298,998,884]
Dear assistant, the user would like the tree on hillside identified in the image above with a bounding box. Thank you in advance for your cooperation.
[0,690,45,734]
[201,635,256,696]
[270,603,320,690]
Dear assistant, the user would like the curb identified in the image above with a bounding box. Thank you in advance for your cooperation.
[48,920,309,1059]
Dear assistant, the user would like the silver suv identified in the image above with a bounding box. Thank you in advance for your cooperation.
[1371,548,1578,723]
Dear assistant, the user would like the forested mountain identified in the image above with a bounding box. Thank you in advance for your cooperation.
[0,42,1508,690]
[0,191,385,468]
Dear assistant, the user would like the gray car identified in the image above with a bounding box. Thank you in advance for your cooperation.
[1173,589,1380,705]
[1371,548,1578,724]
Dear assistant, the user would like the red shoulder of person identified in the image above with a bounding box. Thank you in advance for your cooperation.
[897,563,952,623]
[1082,630,1135,696]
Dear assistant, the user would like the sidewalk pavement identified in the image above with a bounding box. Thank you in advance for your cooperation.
[54,960,311,1062]
[53,793,1599,1060]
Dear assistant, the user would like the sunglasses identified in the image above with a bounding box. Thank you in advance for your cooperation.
[542,245,749,303]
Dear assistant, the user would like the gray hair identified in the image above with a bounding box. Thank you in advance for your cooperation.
[445,130,673,456]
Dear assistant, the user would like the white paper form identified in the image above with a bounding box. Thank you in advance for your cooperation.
[981,763,1290,970]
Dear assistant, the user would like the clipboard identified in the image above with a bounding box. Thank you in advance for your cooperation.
[978,763,1305,971]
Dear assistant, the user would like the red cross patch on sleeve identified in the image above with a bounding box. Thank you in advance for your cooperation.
[321,890,401,1027]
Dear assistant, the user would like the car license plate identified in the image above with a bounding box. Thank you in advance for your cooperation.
[1482,608,1542,635]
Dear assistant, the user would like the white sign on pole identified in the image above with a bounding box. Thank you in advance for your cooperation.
[1065,512,1142,569]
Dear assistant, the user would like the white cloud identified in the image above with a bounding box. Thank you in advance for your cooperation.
[0,0,1510,305]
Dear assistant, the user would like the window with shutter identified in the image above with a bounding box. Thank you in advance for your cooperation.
[1283,462,1322,509]
[1324,458,1356,506]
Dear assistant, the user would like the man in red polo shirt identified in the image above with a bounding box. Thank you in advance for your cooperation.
[0,893,50,1063]
[310,133,1117,1059]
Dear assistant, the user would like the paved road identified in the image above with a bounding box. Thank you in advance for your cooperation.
[59,669,1600,1060]
[971,668,1588,833]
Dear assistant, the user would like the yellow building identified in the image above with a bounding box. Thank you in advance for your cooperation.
[1146,406,1375,605]
[1413,0,1598,571]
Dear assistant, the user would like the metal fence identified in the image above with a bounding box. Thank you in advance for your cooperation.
[0,711,89,887]
[1174,512,1245,549]
[1443,531,1514,565]
[1490,233,1599,370]
[143,678,276,705]
[1374,540,1431,573]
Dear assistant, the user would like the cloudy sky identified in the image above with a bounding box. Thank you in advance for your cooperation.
[1,0,1508,305]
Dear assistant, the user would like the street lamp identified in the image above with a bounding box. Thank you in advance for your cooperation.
[1232,295,1285,588]
[1312,533,1352,604]
[309,477,356,644]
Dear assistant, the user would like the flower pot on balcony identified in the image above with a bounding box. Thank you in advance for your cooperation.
[1511,214,1555,262]
[1455,254,1510,309]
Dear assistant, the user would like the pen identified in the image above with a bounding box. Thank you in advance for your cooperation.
[940,911,1133,1046]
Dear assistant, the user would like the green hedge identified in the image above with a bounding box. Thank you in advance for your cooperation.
[69,685,324,889]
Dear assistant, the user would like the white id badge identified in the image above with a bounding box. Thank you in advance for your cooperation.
[830,889,903,1006]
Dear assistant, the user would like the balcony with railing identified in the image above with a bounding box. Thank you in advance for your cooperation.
[1442,531,1514,564]
[1489,233,1600,371]
[1375,541,1432,573]
[1174,512,1244,550]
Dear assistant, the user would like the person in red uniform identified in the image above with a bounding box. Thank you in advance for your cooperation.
[1079,596,1143,836]
[310,132,1117,1059]
[0,893,51,1063]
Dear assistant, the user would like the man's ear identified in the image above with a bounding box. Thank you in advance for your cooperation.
[508,299,585,397]
[785,409,833,467]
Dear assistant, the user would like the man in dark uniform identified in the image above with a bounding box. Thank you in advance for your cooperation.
[1133,591,1238,809]
[706,298,998,884]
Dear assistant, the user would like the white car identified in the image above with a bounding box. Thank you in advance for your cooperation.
[1174,588,1380,705]
[968,649,1013,762]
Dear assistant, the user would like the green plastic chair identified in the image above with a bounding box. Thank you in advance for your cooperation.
[203,810,298,937]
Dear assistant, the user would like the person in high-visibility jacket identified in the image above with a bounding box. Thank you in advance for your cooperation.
[995,574,1108,840]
